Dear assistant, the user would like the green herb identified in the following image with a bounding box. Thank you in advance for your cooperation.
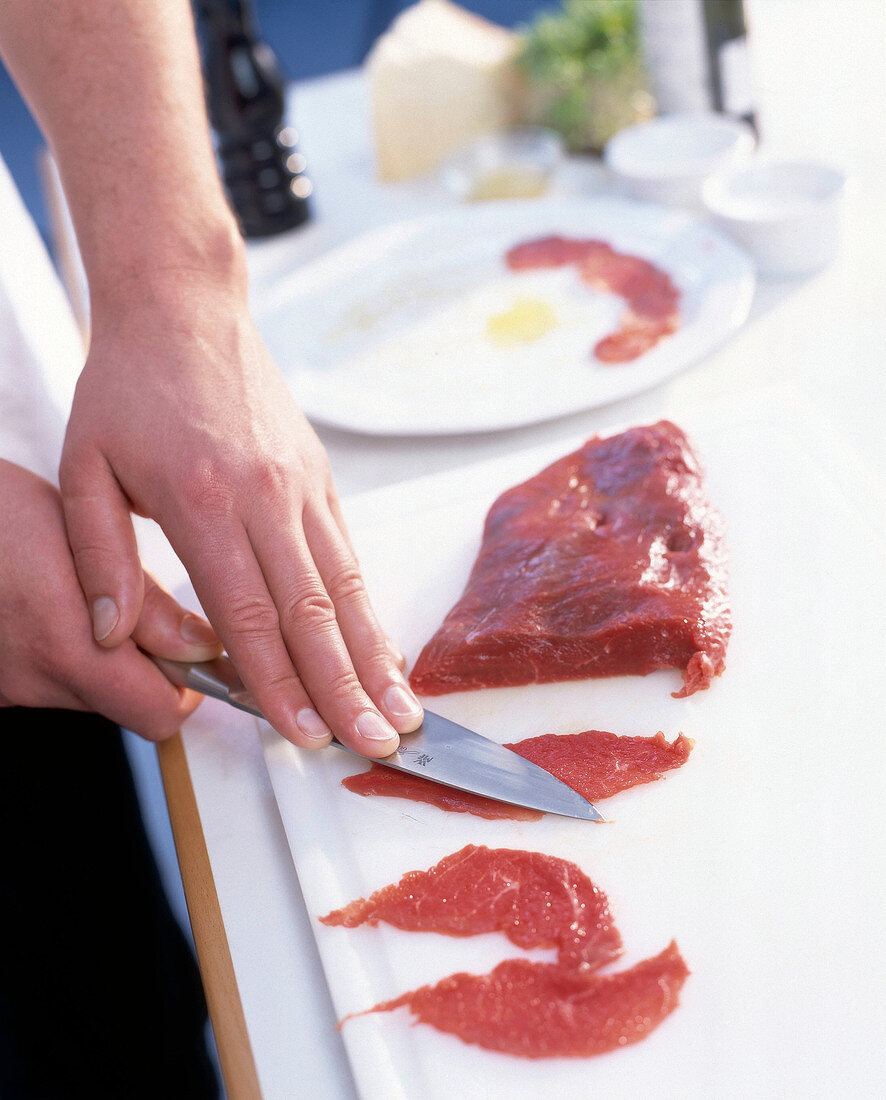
[517,0,652,153]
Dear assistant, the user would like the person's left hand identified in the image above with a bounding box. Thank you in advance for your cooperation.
[0,459,223,737]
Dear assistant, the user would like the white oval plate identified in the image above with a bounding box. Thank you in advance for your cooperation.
[254,197,755,436]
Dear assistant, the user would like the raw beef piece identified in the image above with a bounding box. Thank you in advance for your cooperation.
[355,942,689,1059]
[409,421,730,699]
[342,730,692,821]
[594,311,678,363]
[579,247,680,321]
[320,844,622,971]
[327,845,690,1059]
[504,234,680,363]
[342,765,544,821]
[504,235,613,270]
[508,729,693,803]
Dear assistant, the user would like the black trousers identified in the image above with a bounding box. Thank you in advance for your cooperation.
[0,709,219,1099]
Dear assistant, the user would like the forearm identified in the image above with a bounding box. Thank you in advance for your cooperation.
[0,0,244,307]
[2,1,420,757]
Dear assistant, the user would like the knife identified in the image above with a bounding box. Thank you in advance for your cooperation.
[151,654,603,822]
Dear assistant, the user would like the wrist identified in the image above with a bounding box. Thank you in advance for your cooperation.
[86,206,249,318]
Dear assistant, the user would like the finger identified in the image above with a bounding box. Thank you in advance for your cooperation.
[326,489,409,675]
[59,447,144,648]
[67,639,204,741]
[305,506,423,734]
[171,519,333,750]
[248,510,399,758]
[132,571,224,662]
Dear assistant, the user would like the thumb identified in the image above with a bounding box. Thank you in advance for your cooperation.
[59,446,144,647]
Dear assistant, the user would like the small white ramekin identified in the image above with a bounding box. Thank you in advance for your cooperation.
[603,112,756,209]
[701,160,846,277]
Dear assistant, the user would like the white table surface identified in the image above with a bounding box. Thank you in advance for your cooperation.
[4,2,884,1098]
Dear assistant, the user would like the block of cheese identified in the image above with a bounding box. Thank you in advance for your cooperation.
[367,0,521,182]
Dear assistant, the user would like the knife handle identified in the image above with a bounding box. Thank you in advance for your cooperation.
[150,654,263,719]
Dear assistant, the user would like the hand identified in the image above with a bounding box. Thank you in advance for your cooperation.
[0,460,223,738]
[59,274,423,757]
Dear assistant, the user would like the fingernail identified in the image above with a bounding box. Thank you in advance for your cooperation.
[383,682,422,718]
[296,708,332,743]
[356,710,398,742]
[92,597,119,642]
[180,613,219,646]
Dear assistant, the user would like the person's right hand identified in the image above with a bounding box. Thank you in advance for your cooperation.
[59,274,423,758]
[0,459,222,739]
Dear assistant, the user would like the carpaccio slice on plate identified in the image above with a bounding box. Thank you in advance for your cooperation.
[504,235,680,363]
[352,943,690,1059]
[409,421,730,699]
[505,235,612,271]
[320,844,622,970]
[342,729,693,821]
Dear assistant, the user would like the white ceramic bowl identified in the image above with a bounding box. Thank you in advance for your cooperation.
[603,112,756,209]
[701,160,846,277]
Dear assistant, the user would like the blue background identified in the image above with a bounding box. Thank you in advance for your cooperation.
[0,0,548,240]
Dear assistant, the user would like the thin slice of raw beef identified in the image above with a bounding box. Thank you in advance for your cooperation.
[409,421,730,699]
[353,943,689,1059]
[320,844,622,971]
[341,765,545,821]
[341,729,692,821]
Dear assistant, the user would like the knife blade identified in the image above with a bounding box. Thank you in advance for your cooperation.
[151,654,603,822]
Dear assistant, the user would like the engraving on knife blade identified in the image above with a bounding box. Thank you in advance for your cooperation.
[396,746,434,767]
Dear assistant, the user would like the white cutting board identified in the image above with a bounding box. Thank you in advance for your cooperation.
[261,391,886,1100]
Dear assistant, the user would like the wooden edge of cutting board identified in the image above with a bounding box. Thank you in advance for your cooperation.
[157,733,262,1100]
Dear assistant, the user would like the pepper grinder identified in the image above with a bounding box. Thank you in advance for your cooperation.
[195,0,312,238]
